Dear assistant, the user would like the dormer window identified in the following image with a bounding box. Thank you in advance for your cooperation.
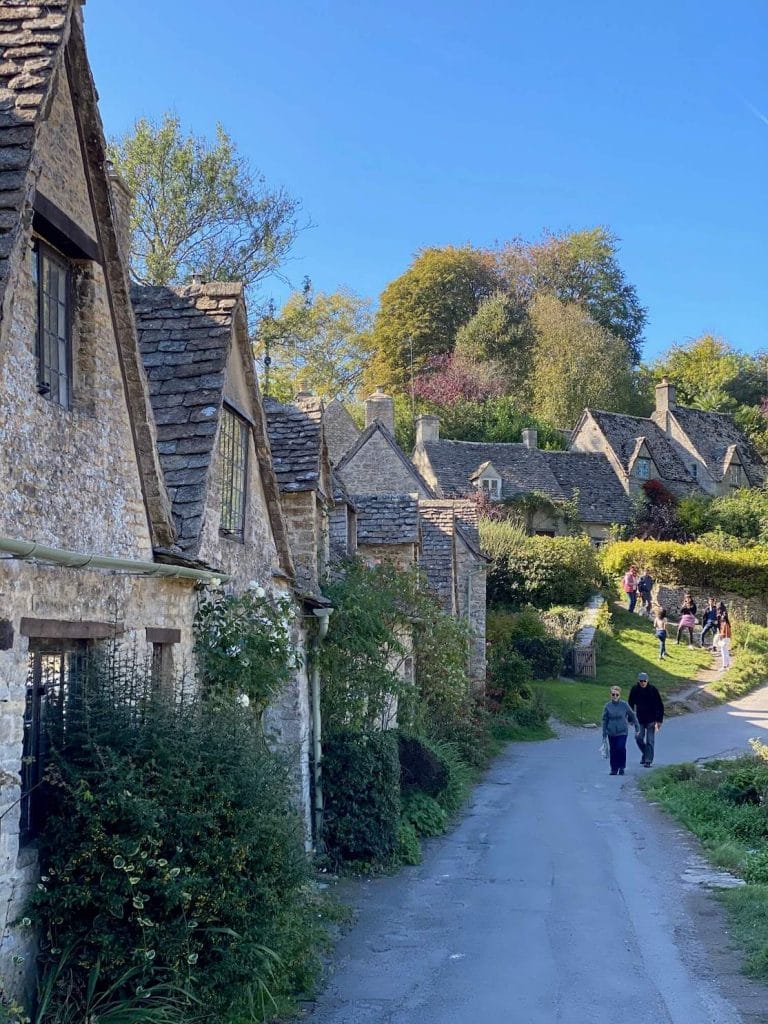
[481,477,501,499]
[33,240,72,408]
[729,463,743,488]
[691,463,698,480]
[635,457,651,480]
[219,405,248,538]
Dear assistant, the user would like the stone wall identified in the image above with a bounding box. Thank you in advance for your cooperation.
[280,491,322,592]
[358,542,418,572]
[653,584,768,627]
[339,430,429,496]
[455,535,487,685]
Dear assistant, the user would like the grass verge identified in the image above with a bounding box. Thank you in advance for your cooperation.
[532,605,711,725]
[640,755,768,982]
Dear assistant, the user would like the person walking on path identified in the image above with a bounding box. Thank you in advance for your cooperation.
[637,567,654,615]
[654,608,668,659]
[602,686,639,776]
[700,597,719,649]
[719,609,732,670]
[676,598,696,647]
[628,672,664,767]
[622,566,638,614]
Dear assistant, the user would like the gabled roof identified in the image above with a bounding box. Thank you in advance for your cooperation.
[323,398,361,465]
[579,410,694,484]
[0,1,176,547]
[351,493,420,545]
[263,395,326,495]
[542,451,634,524]
[418,439,567,501]
[133,282,293,575]
[337,420,436,497]
[468,460,500,481]
[666,406,765,485]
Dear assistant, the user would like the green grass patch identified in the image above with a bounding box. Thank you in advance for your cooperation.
[532,605,711,725]
[639,756,768,983]
[487,715,554,752]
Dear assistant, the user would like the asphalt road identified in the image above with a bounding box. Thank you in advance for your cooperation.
[307,686,768,1024]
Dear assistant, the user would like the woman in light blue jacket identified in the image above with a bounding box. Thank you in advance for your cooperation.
[602,687,639,776]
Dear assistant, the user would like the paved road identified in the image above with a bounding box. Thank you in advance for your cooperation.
[308,687,768,1024]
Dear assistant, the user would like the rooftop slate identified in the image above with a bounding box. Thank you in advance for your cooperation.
[263,395,325,494]
[323,398,361,465]
[419,439,567,501]
[584,410,695,484]
[351,493,420,546]
[667,406,766,485]
[133,282,240,553]
[542,451,634,524]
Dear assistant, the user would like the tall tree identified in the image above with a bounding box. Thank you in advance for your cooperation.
[255,286,373,400]
[453,290,532,382]
[363,245,500,391]
[652,335,748,411]
[528,294,637,427]
[500,227,647,363]
[109,114,299,308]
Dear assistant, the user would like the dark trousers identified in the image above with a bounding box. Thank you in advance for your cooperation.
[676,624,694,644]
[608,734,627,772]
[701,621,718,647]
[627,591,637,613]
[638,590,652,614]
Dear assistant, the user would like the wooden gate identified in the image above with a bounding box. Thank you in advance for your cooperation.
[573,646,597,679]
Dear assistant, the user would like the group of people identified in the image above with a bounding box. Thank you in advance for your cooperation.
[621,566,733,670]
[602,673,665,775]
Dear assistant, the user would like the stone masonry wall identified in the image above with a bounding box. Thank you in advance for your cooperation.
[280,491,320,593]
[455,536,487,684]
[340,431,429,496]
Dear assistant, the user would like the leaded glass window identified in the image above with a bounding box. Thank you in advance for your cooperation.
[219,406,248,538]
[33,240,72,407]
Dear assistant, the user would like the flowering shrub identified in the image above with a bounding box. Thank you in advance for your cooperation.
[194,581,297,710]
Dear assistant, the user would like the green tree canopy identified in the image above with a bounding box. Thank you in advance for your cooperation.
[528,294,637,427]
[364,245,501,391]
[255,286,373,400]
[500,227,647,363]
[109,113,299,308]
[453,290,532,380]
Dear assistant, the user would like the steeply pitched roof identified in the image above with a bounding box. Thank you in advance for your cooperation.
[323,398,361,465]
[337,420,435,497]
[351,493,420,546]
[419,440,567,501]
[418,502,456,610]
[543,451,634,524]
[667,406,766,484]
[263,395,326,494]
[0,0,70,312]
[133,282,240,552]
[583,410,694,484]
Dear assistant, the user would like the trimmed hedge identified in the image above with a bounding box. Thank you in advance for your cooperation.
[601,539,768,598]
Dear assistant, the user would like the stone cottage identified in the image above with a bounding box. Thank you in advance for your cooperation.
[0,1,311,998]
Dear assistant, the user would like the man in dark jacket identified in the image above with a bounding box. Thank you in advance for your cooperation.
[637,568,654,615]
[628,671,664,766]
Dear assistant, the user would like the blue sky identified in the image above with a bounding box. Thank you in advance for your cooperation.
[85,1,767,360]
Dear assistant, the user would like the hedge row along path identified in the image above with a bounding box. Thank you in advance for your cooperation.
[307,686,768,1023]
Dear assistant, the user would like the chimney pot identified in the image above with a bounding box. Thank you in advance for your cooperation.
[365,388,395,434]
[521,427,538,449]
[655,378,677,415]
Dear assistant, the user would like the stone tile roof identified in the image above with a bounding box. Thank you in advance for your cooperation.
[667,406,766,484]
[543,451,634,524]
[263,395,325,494]
[323,398,361,465]
[132,282,241,553]
[0,0,70,310]
[351,493,420,546]
[585,410,694,484]
[418,502,456,610]
[420,440,567,501]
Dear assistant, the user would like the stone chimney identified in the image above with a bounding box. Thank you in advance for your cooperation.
[365,387,395,434]
[106,162,133,265]
[415,414,440,445]
[655,377,677,415]
[521,427,538,449]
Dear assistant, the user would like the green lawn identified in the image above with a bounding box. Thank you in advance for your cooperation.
[532,605,711,726]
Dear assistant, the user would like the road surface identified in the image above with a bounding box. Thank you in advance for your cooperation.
[308,686,768,1024]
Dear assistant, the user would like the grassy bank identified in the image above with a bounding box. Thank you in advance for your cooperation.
[532,606,711,726]
[641,755,768,981]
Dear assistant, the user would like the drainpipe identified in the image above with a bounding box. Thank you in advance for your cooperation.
[0,534,229,584]
[310,606,332,851]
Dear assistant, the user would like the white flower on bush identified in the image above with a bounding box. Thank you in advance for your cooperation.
[247,580,266,598]
[227,645,242,657]
[236,693,250,708]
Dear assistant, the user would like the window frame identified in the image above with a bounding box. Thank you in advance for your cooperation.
[634,457,651,480]
[33,238,73,409]
[219,404,249,540]
[480,476,501,499]
[729,463,743,488]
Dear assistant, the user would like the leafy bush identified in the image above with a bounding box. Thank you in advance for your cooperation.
[511,635,562,678]
[322,730,401,869]
[481,524,602,609]
[486,647,533,713]
[27,659,320,1023]
[744,851,768,885]
[486,609,562,679]
[396,821,422,866]
[401,791,448,837]
[398,734,449,797]
[601,538,768,598]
